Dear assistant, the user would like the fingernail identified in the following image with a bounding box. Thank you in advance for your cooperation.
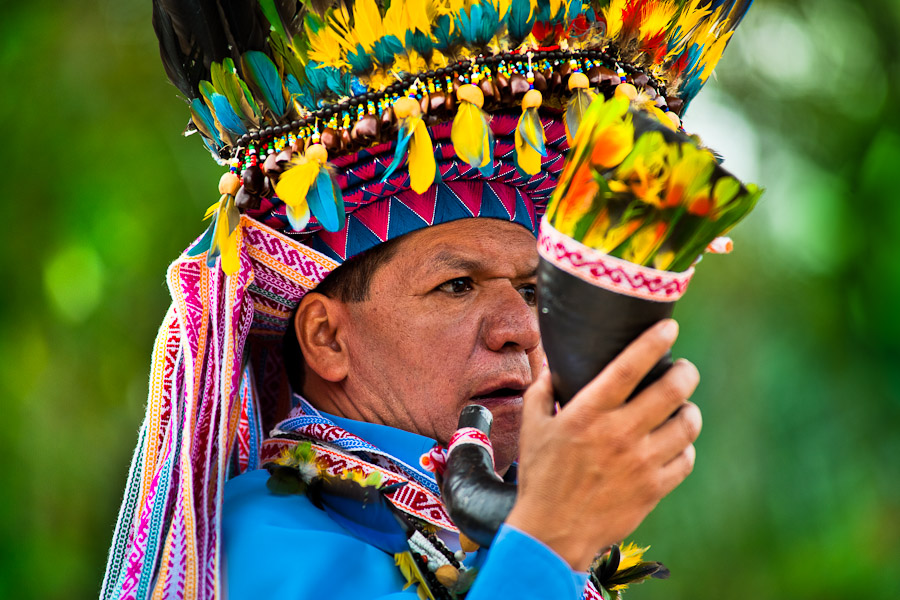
[658,319,678,341]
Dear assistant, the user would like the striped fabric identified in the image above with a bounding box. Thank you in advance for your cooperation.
[102,117,562,600]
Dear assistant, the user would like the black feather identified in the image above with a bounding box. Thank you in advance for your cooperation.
[152,0,272,98]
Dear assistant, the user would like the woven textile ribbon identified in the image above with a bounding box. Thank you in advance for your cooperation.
[102,162,553,599]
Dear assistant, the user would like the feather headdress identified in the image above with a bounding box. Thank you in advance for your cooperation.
[151,0,753,273]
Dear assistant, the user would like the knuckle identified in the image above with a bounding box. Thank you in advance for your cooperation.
[609,360,640,389]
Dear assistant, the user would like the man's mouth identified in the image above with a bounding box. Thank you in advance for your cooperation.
[470,384,527,406]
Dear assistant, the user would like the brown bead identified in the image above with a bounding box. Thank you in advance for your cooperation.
[633,72,650,88]
[494,73,510,103]
[443,90,456,114]
[428,92,448,117]
[276,149,293,163]
[642,85,658,100]
[548,70,562,94]
[351,114,380,145]
[262,153,281,175]
[557,62,572,91]
[598,66,619,87]
[291,137,304,153]
[532,71,547,93]
[666,97,684,114]
[241,165,265,194]
[479,78,498,107]
[320,127,342,152]
[509,73,530,102]
[586,66,602,88]
[380,108,396,142]
[234,186,260,211]
[340,128,352,150]
[459,533,480,553]
[435,565,459,588]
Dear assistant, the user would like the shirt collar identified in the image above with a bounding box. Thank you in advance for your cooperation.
[320,410,439,483]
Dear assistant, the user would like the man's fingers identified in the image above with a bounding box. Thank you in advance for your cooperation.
[649,401,702,463]
[523,370,555,423]
[658,443,697,495]
[569,319,679,414]
[625,359,700,433]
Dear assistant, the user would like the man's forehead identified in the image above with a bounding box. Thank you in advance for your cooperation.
[397,219,539,275]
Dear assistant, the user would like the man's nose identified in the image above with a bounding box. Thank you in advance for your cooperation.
[481,282,541,354]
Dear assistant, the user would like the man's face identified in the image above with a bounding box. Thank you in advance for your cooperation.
[341,218,543,471]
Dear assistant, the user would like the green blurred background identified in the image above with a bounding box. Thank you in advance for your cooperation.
[1,0,898,597]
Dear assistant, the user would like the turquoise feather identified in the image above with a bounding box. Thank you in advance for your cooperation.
[308,169,345,232]
[508,0,536,43]
[211,93,248,136]
[241,51,286,118]
[381,120,416,182]
[187,221,215,257]
[190,98,222,147]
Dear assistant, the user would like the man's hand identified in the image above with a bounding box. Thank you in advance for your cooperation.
[506,319,702,571]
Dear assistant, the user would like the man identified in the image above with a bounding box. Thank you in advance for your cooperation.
[222,218,700,598]
[102,2,750,599]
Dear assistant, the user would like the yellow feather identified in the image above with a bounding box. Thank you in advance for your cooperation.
[354,0,384,50]
[602,0,627,39]
[515,127,541,175]
[698,30,733,80]
[451,102,490,168]
[275,160,320,208]
[409,119,436,193]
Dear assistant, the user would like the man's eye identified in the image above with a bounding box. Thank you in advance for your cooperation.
[518,284,537,306]
[437,278,473,294]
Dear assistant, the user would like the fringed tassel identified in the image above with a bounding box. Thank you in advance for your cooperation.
[514,89,546,176]
[451,84,494,176]
[205,172,242,275]
[564,72,596,145]
[382,97,437,194]
[275,144,345,232]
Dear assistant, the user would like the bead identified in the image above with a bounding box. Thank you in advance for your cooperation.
[458,533,480,553]
[262,153,281,175]
[306,143,328,164]
[320,127,342,152]
[568,72,589,90]
[667,111,682,128]
[614,82,638,100]
[241,165,264,194]
[454,550,466,562]
[509,73,530,100]
[392,96,420,119]
[435,565,459,587]
[522,89,542,109]
[234,186,260,211]
[350,114,379,144]
[456,84,484,108]
[218,172,241,196]
[276,149,292,163]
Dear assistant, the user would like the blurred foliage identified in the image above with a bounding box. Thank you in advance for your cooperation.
[0,0,897,598]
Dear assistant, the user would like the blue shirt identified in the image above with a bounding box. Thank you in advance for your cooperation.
[222,414,588,598]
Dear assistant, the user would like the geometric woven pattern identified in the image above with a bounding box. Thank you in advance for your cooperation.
[247,113,568,263]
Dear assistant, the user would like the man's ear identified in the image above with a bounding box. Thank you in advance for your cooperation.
[294,292,349,383]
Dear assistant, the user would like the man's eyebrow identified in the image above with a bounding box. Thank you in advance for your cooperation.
[428,251,485,273]
[427,250,539,279]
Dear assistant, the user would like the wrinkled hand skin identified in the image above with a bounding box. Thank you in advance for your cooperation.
[506,319,702,572]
